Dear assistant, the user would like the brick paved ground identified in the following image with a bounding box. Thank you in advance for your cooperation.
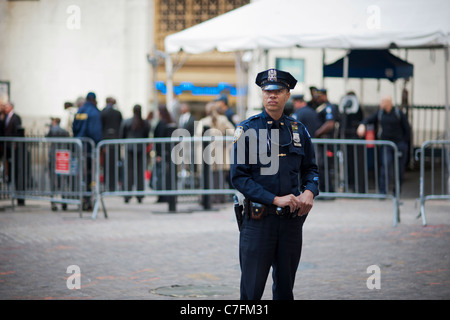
[0,189,448,301]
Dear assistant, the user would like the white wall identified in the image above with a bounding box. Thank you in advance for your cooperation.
[0,0,152,135]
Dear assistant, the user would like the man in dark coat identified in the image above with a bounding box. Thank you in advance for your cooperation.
[72,92,102,210]
[101,97,122,191]
[3,102,26,205]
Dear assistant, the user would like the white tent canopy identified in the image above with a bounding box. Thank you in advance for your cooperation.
[165,0,450,53]
[163,0,450,134]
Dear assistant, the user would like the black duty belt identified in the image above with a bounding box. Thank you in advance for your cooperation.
[248,200,299,220]
[266,205,299,218]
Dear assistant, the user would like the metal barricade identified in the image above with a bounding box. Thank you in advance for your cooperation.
[93,136,402,226]
[92,136,235,219]
[415,140,450,226]
[0,137,94,217]
[311,138,401,226]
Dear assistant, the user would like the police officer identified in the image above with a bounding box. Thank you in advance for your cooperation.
[314,88,339,139]
[314,88,339,193]
[72,92,102,210]
[291,94,321,137]
[230,69,319,300]
[73,92,102,144]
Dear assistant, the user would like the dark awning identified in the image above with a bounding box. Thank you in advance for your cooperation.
[323,50,414,82]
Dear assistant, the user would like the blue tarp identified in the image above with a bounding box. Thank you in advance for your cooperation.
[323,50,414,82]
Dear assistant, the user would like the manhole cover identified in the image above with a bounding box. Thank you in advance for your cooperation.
[150,284,236,298]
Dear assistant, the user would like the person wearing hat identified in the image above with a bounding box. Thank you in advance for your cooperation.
[291,94,321,137]
[72,92,102,144]
[215,94,240,126]
[72,92,102,210]
[230,69,319,300]
[314,88,340,194]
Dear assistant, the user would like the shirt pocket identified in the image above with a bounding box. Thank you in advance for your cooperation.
[287,144,305,173]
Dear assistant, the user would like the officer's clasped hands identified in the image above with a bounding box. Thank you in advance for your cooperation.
[273,191,313,216]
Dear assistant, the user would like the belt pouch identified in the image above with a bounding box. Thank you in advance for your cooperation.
[250,202,266,220]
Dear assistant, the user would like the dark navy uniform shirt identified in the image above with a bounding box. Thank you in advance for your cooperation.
[230,109,319,206]
[316,102,339,138]
[292,105,321,138]
[72,101,103,144]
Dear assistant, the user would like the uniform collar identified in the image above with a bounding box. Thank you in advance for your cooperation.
[262,109,286,128]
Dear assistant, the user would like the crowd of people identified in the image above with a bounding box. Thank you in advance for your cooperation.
[0,86,411,209]
[53,91,239,209]
[290,86,411,195]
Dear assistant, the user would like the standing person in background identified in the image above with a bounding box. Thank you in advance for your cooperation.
[357,95,411,194]
[291,94,321,137]
[178,103,196,183]
[101,97,122,140]
[3,102,22,137]
[47,117,70,138]
[120,104,150,203]
[152,105,177,203]
[0,101,5,159]
[216,94,240,126]
[63,97,84,136]
[178,103,195,136]
[46,117,70,211]
[73,92,102,144]
[314,88,340,194]
[72,92,102,211]
[101,97,123,192]
[196,101,235,204]
[307,86,319,110]
[3,102,26,206]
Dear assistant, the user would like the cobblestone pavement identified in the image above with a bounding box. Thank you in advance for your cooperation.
[0,193,449,301]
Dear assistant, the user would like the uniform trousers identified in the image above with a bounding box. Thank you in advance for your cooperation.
[239,213,307,300]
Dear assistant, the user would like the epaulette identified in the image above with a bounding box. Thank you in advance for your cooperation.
[233,112,263,143]
[284,114,297,123]
[238,112,262,128]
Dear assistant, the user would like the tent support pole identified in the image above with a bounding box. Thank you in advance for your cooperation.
[322,49,325,88]
[165,54,174,116]
[343,52,349,93]
[234,51,247,122]
[445,46,449,140]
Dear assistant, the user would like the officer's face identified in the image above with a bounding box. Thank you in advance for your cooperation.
[262,88,290,113]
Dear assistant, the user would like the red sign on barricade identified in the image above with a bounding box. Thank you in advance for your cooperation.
[55,150,71,174]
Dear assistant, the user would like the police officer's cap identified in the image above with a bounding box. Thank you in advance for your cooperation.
[214,94,228,105]
[86,92,96,100]
[255,69,297,91]
[292,94,304,100]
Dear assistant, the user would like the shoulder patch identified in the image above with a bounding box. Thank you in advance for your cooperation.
[75,113,88,120]
[233,126,244,143]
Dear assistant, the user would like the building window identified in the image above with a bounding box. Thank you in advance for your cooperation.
[276,58,305,83]
[155,0,250,51]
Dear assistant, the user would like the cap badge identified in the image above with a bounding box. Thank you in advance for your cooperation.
[268,69,277,82]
